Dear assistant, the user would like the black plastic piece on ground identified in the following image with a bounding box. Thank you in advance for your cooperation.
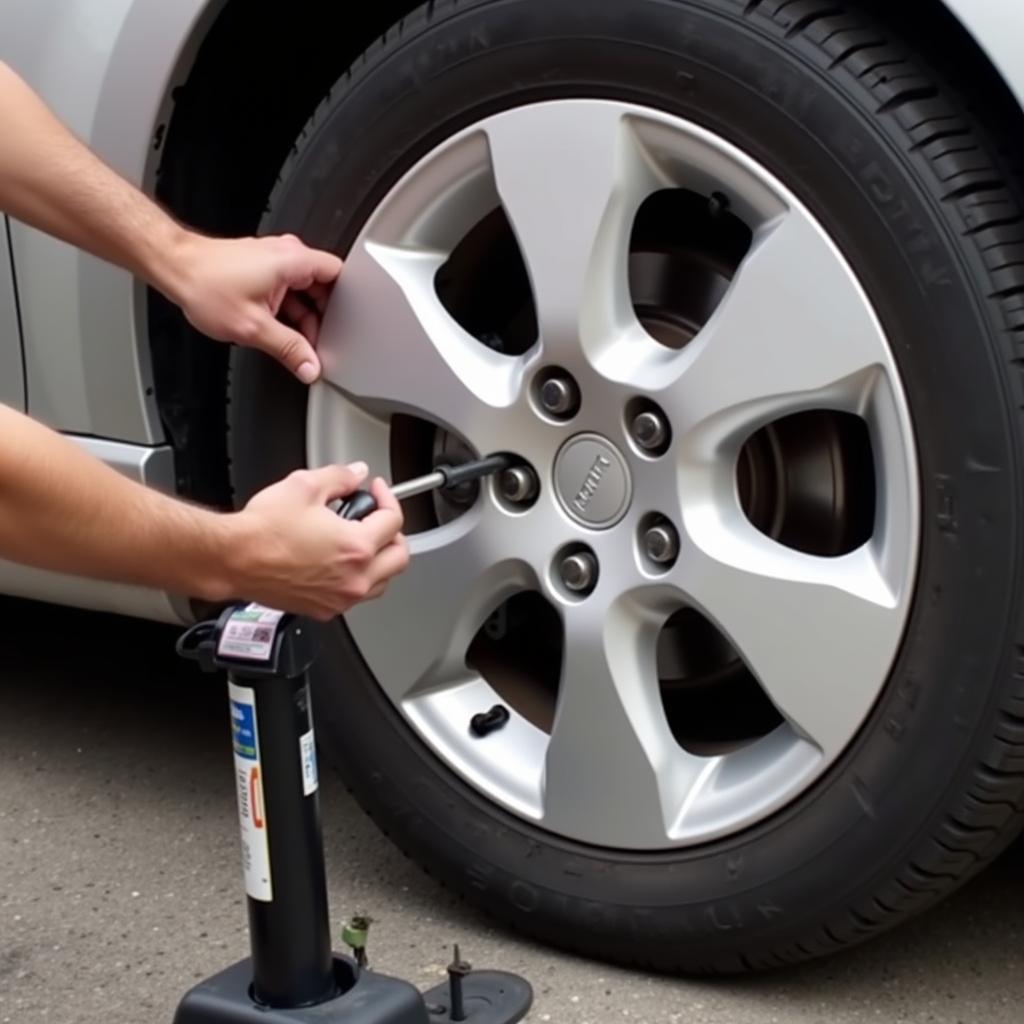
[173,956,533,1024]
[422,968,532,1024]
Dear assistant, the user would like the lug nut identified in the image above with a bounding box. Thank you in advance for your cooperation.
[499,465,539,504]
[539,375,579,418]
[559,551,598,594]
[644,523,679,565]
[631,409,669,452]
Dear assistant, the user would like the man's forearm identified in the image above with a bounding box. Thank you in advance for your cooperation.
[0,404,238,599]
[0,62,187,298]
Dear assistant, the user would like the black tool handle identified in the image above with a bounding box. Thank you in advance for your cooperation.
[338,490,378,521]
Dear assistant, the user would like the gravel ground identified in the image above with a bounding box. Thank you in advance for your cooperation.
[0,598,1021,1024]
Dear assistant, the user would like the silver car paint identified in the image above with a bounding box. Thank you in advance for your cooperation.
[0,218,24,409]
[0,0,218,441]
[0,439,188,621]
[0,0,1019,620]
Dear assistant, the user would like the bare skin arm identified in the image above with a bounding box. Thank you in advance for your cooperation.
[0,405,408,619]
[0,66,409,615]
[0,61,341,382]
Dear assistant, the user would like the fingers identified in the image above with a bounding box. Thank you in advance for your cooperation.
[304,461,369,502]
[359,478,404,550]
[364,535,410,596]
[305,281,332,314]
[255,313,321,383]
[369,476,402,518]
[278,238,343,290]
[280,293,320,347]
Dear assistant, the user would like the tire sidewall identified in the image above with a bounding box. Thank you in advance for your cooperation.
[230,0,1021,965]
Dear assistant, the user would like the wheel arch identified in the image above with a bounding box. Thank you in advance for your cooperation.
[146,0,421,505]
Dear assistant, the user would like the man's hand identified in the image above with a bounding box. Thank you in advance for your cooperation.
[168,233,343,384]
[0,63,343,384]
[228,462,410,619]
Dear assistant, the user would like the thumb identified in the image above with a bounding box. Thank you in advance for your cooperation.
[256,313,321,384]
[306,461,370,503]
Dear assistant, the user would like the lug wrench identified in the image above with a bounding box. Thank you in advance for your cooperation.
[338,453,512,521]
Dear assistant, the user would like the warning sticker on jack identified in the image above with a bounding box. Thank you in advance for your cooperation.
[229,682,272,902]
[299,728,318,796]
[218,603,285,663]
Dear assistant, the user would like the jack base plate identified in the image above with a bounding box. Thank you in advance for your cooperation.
[173,956,532,1024]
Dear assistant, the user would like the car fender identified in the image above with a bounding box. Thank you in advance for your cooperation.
[0,0,225,442]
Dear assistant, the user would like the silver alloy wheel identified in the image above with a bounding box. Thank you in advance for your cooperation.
[308,100,920,850]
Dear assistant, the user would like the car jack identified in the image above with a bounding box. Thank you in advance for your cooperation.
[173,456,531,1024]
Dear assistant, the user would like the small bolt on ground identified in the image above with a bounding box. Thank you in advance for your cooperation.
[447,944,472,1023]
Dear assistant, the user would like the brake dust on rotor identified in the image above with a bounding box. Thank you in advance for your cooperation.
[173,454,531,1024]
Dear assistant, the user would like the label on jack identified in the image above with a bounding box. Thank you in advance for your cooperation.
[218,603,285,662]
[229,682,273,902]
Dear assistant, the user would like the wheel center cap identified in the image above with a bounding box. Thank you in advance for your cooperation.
[554,433,632,529]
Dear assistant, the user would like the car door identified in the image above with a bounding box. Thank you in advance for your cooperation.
[0,215,24,410]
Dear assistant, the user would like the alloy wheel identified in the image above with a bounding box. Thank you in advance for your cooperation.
[308,100,919,850]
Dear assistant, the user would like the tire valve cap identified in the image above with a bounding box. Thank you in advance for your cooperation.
[470,704,510,738]
[644,522,680,566]
[559,551,598,594]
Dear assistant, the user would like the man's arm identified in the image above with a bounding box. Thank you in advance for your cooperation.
[0,62,340,383]
[0,405,409,619]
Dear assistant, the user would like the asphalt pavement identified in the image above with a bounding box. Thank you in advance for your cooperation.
[1,598,1021,1024]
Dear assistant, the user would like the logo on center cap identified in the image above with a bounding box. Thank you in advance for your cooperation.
[554,434,632,529]
[573,454,612,515]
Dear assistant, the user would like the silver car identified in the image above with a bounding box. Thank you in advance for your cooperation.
[3,0,1023,972]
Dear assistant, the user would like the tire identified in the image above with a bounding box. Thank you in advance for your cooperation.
[229,0,1024,972]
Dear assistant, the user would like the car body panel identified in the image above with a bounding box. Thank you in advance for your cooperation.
[0,0,1021,620]
[0,217,24,410]
[0,437,189,623]
[0,0,221,441]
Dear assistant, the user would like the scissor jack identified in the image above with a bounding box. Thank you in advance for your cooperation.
[174,456,532,1024]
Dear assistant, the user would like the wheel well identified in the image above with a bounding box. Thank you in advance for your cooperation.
[149,0,420,506]
[149,0,1024,507]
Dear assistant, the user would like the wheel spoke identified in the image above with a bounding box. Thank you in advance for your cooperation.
[666,209,887,450]
[541,597,708,847]
[344,510,536,703]
[680,519,901,757]
[318,238,522,444]
[484,102,659,367]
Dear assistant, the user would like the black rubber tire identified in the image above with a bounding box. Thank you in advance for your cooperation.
[229,0,1024,972]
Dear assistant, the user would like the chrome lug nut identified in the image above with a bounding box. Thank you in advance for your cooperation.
[499,465,539,504]
[631,409,669,452]
[539,375,579,417]
[559,551,598,594]
[644,523,679,566]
